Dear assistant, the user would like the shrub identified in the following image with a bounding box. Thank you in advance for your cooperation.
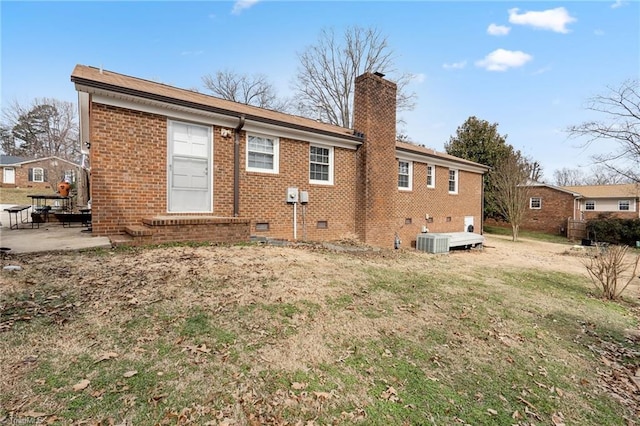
[583,244,640,300]
[586,217,640,246]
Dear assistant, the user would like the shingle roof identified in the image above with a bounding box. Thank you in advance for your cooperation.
[396,141,490,171]
[71,64,359,141]
[561,184,640,198]
[71,64,489,172]
[0,155,32,165]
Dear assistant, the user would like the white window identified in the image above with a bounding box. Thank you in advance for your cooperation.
[619,200,630,211]
[309,145,333,185]
[426,165,435,188]
[398,160,412,190]
[448,169,458,194]
[32,167,44,182]
[246,134,279,174]
[585,201,595,210]
[530,197,542,209]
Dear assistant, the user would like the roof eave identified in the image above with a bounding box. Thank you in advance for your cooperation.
[71,76,362,145]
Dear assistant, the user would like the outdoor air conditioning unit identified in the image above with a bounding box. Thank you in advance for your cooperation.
[416,234,450,254]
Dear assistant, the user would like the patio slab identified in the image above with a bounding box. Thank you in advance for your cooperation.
[0,204,111,254]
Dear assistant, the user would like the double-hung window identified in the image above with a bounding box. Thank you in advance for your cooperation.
[530,197,542,209]
[426,165,435,188]
[309,145,333,184]
[448,169,458,194]
[398,160,412,190]
[585,201,595,211]
[619,200,630,211]
[247,134,279,173]
[31,167,44,182]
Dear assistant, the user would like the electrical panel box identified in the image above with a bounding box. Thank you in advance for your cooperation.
[286,187,299,203]
[299,191,309,204]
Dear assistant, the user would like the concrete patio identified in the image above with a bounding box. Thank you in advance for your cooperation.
[0,204,111,254]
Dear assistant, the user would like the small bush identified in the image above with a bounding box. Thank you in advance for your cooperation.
[583,244,640,300]
[586,217,640,246]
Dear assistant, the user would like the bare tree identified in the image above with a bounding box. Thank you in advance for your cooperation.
[202,70,291,111]
[553,167,585,186]
[553,165,633,186]
[492,152,532,241]
[293,26,416,128]
[568,78,639,183]
[0,98,79,161]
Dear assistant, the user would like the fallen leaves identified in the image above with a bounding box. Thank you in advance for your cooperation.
[123,370,138,378]
[94,351,119,363]
[380,386,400,403]
[72,379,90,391]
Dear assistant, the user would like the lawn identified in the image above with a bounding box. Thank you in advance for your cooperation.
[1,237,638,425]
[484,225,572,245]
[0,187,46,205]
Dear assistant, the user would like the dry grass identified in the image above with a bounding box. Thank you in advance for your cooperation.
[0,187,47,205]
[1,238,639,425]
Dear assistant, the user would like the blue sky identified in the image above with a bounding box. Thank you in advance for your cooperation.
[1,1,638,180]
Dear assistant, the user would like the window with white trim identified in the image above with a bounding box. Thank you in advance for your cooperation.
[426,165,435,188]
[246,134,279,173]
[585,201,595,210]
[619,200,630,211]
[32,167,44,182]
[448,169,458,194]
[309,145,333,184]
[530,197,542,209]
[398,160,412,190]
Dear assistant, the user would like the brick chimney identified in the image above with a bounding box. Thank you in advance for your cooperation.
[354,72,397,248]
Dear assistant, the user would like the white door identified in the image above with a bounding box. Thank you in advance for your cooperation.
[464,216,474,232]
[168,121,212,212]
[3,167,15,184]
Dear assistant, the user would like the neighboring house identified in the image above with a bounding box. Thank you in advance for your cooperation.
[0,155,79,190]
[71,65,489,248]
[563,184,640,220]
[521,182,582,234]
[488,182,639,236]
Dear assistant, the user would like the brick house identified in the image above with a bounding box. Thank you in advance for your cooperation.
[0,155,79,190]
[70,65,489,248]
[521,182,582,234]
[488,182,639,236]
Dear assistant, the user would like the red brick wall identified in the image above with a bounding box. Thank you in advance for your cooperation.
[87,77,485,247]
[582,210,639,220]
[520,187,575,234]
[354,73,398,247]
[89,103,359,240]
[395,164,483,248]
[90,104,167,235]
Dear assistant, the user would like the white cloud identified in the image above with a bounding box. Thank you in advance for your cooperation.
[475,49,532,72]
[487,23,511,36]
[181,50,204,56]
[594,29,605,36]
[611,0,627,9]
[232,0,259,15]
[508,7,577,33]
[442,60,467,70]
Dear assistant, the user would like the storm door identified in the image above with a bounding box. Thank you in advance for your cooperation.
[168,121,212,212]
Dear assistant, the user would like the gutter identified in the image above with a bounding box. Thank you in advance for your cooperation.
[234,115,245,217]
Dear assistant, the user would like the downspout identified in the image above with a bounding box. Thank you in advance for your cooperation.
[234,115,245,217]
